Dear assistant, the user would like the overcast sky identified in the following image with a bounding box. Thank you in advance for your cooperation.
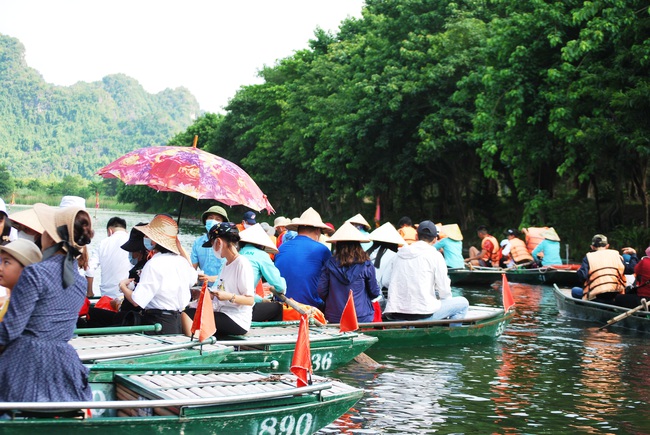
[0,1,365,113]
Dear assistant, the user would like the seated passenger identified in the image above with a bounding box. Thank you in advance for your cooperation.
[502,229,534,268]
[384,221,469,322]
[434,224,465,269]
[531,228,562,266]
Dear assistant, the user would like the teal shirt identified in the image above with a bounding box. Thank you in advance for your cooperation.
[239,245,287,303]
[433,237,464,268]
[531,239,562,266]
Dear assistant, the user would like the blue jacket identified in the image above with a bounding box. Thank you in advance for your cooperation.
[317,258,380,323]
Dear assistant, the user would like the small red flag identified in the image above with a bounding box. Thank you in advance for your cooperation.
[255,278,265,298]
[95,190,99,209]
[291,314,312,387]
[339,290,359,332]
[501,274,515,312]
[191,281,216,341]
[372,300,382,323]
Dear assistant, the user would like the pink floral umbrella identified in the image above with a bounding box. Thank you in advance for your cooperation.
[97,141,274,214]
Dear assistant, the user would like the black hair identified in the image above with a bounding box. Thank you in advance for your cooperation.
[74,212,94,246]
[477,225,488,233]
[397,216,413,227]
[107,216,127,229]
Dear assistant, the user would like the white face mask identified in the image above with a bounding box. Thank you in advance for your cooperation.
[17,231,35,243]
[213,240,224,259]
[243,223,253,229]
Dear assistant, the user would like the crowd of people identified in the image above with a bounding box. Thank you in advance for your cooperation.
[3,194,650,404]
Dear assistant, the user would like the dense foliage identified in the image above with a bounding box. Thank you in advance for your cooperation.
[0,34,200,180]
[161,0,649,253]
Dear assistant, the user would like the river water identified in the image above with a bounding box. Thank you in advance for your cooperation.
[319,282,650,434]
[10,207,649,433]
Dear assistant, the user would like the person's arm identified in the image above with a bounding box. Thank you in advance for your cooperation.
[86,276,94,298]
[119,278,138,307]
[366,264,381,299]
[258,255,287,293]
[433,254,453,299]
[622,247,638,273]
[0,268,39,344]
[576,257,590,282]
[316,265,331,302]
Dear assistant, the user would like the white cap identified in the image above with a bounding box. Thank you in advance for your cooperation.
[59,196,86,209]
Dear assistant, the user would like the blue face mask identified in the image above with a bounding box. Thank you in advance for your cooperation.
[205,219,218,232]
[128,253,138,266]
[143,238,154,251]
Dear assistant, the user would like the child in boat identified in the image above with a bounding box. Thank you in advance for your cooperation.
[317,222,381,324]
[0,239,42,322]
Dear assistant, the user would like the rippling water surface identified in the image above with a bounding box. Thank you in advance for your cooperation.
[319,283,650,434]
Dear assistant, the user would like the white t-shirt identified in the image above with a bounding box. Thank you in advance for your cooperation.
[211,255,254,331]
[86,230,132,298]
[132,252,197,311]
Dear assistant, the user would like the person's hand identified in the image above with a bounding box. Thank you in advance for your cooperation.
[214,290,232,302]
[119,278,134,293]
[198,274,217,284]
[622,247,636,255]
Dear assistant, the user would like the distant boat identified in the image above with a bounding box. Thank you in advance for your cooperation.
[448,265,580,287]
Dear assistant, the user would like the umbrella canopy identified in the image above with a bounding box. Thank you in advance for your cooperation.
[97,143,274,214]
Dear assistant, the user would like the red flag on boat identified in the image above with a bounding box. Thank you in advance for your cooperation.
[95,190,99,209]
[501,274,515,312]
[255,278,265,298]
[291,314,312,387]
[339,290,359,332]
[191,281,216,341]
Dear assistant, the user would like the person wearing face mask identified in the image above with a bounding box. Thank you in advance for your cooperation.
[8,207,43,248]
[119,215,197,334]
[85,216,132,298]
[0,198,17,245]
[183,222,255,337]
[191,205,229,286]
[236,211,257,232]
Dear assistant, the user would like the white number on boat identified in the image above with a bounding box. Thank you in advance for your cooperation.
[258,413,314,435]
[311,352,333,371]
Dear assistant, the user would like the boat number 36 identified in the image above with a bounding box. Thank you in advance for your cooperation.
[311,351,333,371]
[258,413,314,435]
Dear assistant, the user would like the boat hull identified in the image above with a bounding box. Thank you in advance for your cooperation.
[553,286,650,332]
[356,307,514,349]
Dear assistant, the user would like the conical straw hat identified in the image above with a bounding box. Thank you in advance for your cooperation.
[239,223,278,254]
[134,214,181,255]
[328,221,371,243]
[440,223,463,241]
[369,222,406,246]
[9,208,44,234]
[542,227,560,242]
[345,213,371,230]
[285,207,330,231]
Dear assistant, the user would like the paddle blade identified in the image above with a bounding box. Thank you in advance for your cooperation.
[291,314,312,387]
[502,274,515,312]
[340,290,359,332]
[191,281,216,341]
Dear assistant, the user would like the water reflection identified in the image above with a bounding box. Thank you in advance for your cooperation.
[320,283,650,434]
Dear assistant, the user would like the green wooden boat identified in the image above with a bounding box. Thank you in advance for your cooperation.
[326,306,514,349]
[218,326,378,372]
[449,266,558,286]
[553,284,650,333]
[0,371,363,435]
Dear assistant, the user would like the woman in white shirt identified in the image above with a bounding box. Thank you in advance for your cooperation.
[184,222,255,337]
[119,214,197,334]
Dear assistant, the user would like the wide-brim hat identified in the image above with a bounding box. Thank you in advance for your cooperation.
[33,203,91,250]
[201,205,229,224]
[135,215,180,255]
[542,227,560,242]
[328,221,371,243]
[369,222,406,246]
[273,216,292,228]
[345,213,371,231]
[285,207,331,232]
[9,208,44,234]
[121,222,148,252]
[239,223,278,254]
[0,197,6,216]
[0,239,42,267]
[440,223,463,241]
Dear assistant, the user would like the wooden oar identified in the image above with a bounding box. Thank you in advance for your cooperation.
[598,298,648,330]
[270,288,381,368]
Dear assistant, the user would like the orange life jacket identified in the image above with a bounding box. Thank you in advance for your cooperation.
[524,227,548,253]
[481,235,501,264]
[509,238,534,263]
[583,249,626,300]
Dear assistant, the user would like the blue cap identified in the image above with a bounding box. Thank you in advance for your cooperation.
[243,211,257,225]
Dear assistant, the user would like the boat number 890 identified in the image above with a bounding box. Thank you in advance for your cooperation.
[258,413,314,435]
[311,352,333,371]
